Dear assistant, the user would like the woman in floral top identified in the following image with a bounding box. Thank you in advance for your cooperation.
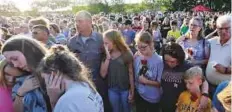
[177,17,210,69]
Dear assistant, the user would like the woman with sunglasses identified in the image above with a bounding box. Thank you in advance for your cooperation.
[134,32,163,112]
[160,42,209,112]
[177,17,210,72]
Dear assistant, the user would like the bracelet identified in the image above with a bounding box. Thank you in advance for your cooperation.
[202,93,209,98]
[16,92,24,97]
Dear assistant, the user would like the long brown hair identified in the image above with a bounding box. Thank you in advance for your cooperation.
[1,35,52,111]
[103,29,133,63]
[1,35,47,72]
[37,45,97,92]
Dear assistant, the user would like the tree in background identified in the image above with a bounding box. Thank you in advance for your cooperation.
[0,0,20,16]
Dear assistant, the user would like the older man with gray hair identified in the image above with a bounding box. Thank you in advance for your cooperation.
[68,10,110,112]
[206,15,231,97]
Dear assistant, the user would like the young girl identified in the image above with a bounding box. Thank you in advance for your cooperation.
[0,59,23,112]
[134,32,163,112]
[151,21,162,54]
[100,29,134,112]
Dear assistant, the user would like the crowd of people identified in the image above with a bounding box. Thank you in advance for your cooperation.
[0,10,231,112]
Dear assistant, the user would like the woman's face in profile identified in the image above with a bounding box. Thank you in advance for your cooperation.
[3,51,30,72]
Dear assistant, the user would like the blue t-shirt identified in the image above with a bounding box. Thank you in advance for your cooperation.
[122,29,136,45]
[213,81,229,112]
[54,82,104,112]
[134,52,163,103]
[56,33,67,45]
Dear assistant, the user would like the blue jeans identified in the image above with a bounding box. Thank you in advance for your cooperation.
[108,87,130,112]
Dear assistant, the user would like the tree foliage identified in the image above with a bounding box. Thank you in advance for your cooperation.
[0,1,20,16]
[32,0,74,10]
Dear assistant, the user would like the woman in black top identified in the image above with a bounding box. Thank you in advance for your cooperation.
[160,17,171,40]
[160,42,209,112]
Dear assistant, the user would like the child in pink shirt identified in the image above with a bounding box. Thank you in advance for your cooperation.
[0,59,23,112]
[0,87,13,112]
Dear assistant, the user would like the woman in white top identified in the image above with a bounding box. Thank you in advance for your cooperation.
[37,45,104,112]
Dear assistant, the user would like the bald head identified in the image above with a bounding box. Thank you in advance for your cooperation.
[76,10,92,21]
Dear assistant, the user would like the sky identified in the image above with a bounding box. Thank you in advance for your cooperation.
[0,0,142,11]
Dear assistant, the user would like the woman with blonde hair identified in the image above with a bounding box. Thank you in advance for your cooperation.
[100,29,134,112]
[0,59,24,112]
[134,31,163,112]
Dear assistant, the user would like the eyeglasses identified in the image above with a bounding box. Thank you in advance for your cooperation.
[217,27,231,31]
[135,45,148,50]
[32,32,38,35]
[190,24,199,27]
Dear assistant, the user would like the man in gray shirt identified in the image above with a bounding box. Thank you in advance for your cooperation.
[68,10,110,112]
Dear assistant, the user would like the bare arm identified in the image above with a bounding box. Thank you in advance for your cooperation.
[145,80,161,87]
[13,96,24,112]
[100,59,110,78]
[201,80,209,94]
[128,62,135,95]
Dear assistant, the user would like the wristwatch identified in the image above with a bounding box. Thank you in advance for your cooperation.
[202,93,209,98]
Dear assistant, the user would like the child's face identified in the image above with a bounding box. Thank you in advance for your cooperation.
[184,76,202,93]
[171,25,177,30]
[4,64,22,86]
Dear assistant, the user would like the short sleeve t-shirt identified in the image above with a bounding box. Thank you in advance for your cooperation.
[167,30,181,39]
[0,87,13,112]
[161,61,193,112]
[176,91,211,112]
[54,82,104,112]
